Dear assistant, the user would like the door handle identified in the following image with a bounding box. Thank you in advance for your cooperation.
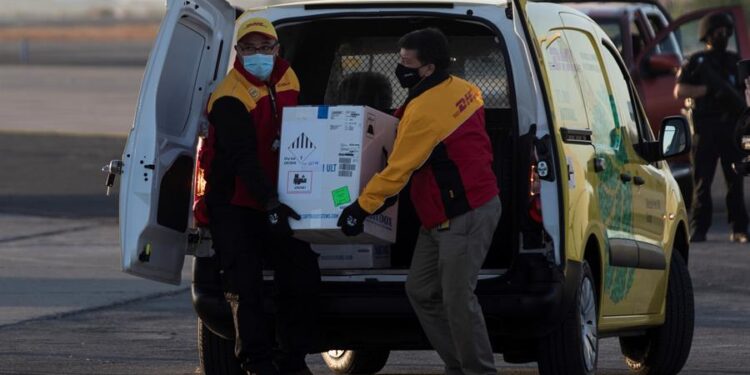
[620,173,632,183]
[633,176,645,185]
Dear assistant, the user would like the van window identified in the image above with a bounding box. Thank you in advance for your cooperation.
[600,43,655,144]
[563,29,621,148]
[540,33,589,129]
[601,44,639,145]
[156,23,205,137]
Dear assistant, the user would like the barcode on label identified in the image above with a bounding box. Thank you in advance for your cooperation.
[338,157,355,177]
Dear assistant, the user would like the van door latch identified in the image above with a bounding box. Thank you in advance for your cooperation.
[102,160,124,196]
[535,135,556,182]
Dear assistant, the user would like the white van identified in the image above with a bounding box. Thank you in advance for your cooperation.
[111,0,694,374]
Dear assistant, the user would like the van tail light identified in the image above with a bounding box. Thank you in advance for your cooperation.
[529,161,543,224]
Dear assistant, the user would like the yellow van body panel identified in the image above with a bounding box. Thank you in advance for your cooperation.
[521,1,688,333]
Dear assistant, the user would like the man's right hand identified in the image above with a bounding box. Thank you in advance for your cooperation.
[337,201,369,236]
[267,203,301,238]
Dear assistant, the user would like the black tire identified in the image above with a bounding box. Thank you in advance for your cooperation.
[538,261,598,375]
[321,350,390,374]
[198,319,245,375]
[620,252,694,374]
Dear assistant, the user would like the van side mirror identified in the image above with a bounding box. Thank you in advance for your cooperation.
[659,116,690,159]
[646,53,681,75]
[638,116,691,162]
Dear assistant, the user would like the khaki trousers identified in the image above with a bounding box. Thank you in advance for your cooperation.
[405,196,501,375]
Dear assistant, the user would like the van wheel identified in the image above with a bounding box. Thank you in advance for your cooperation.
[321,350,390,374]
[198,320,245,375]
[538,261,598,375]
[620,252,694,374]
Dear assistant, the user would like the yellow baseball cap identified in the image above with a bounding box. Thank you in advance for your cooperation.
[236,16,278,42]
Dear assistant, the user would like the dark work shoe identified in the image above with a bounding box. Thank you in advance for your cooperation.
[691,232,706,243]
[730,232,749,243]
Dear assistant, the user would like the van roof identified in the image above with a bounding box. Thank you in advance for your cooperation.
[230,0,511,10]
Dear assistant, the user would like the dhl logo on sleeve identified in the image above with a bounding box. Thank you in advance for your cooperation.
[453,87,482,118]
[407,77,484,132]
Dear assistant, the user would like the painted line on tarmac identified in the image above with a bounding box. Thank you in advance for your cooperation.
[0,225,96,244]
[0,287,190,330]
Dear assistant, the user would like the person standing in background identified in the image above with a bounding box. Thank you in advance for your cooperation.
[674,12,748,243]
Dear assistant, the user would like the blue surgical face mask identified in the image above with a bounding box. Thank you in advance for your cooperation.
[242,54,274,81]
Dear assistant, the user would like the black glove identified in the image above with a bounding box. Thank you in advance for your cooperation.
[267,203,301,237]
[336,201,369,236]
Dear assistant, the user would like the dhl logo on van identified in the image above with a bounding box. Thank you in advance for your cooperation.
[453,89,480,118]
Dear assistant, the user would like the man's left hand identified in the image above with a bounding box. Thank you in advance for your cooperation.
[337,201,369,236]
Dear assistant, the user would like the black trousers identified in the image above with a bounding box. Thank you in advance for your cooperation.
[691,118,749,235]
[208,204,321,373]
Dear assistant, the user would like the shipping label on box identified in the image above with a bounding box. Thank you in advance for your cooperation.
[279,106,398,244]
[312,244,391,269]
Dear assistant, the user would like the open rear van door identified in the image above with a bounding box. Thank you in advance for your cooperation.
[119,0,235,285]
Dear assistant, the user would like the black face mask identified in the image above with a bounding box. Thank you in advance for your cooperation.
[711,36,729,52]
[395,63,424,88]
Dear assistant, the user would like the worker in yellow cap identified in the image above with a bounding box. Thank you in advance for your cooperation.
[195,14,319,375]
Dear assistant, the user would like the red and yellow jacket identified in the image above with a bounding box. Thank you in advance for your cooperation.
[358,74,498,229]
[194,57,299,225]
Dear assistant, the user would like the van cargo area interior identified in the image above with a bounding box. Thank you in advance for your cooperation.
[272,16,520,271]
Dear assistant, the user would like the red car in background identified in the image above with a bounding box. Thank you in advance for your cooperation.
[569,1,750,209]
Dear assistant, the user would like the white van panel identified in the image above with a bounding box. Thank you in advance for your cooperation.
[511,1,562,264]
[119,0,235,285]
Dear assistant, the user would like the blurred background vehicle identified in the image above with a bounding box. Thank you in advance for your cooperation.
[569,1,750,210]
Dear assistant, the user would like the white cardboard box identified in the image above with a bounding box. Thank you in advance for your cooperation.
[279,105,398,244]
[312,244,391,269]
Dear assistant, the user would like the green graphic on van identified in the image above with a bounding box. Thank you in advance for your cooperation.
[596,92,636,303]
[609,95,622,150]
[598,154,635,303]
[332,186,352,207]
[605,261,636,303]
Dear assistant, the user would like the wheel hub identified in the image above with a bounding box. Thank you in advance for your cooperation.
[327,350,346,359]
